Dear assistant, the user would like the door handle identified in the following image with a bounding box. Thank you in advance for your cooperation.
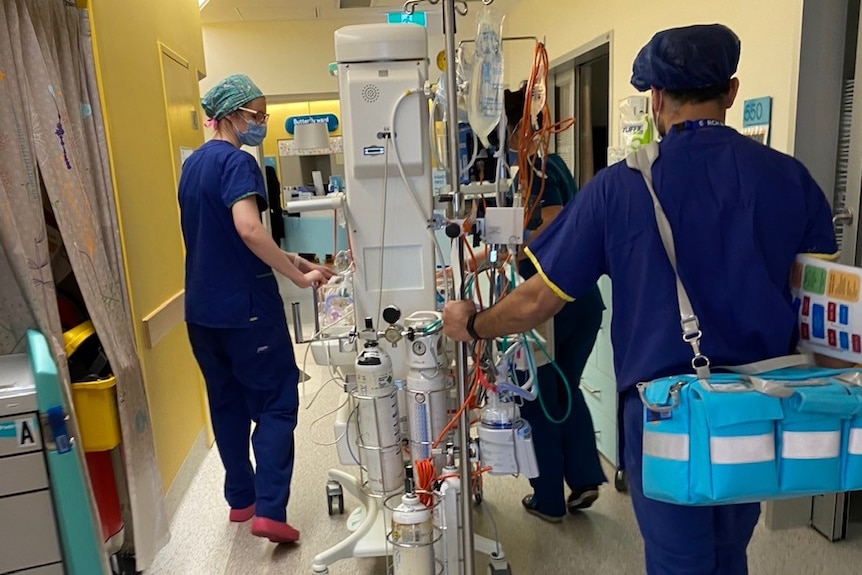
[833,208,854,227]
[581,379,601,397]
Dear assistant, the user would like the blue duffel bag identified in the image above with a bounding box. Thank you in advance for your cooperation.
[837,371,862,491]
[639,367,862,505]
[628,144,862,506]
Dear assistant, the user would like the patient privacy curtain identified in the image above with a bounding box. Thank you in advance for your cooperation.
[0,0,168,569]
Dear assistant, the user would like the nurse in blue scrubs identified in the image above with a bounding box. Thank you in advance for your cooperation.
[178,74,333,544]
[445,25,838,574]
[499,86,607,523]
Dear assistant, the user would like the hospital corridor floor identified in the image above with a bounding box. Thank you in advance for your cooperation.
[147,339,862,574]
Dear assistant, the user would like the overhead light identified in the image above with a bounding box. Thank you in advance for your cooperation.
[199,0,210,10]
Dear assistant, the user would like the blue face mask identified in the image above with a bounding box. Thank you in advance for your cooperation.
[236,120,267,147]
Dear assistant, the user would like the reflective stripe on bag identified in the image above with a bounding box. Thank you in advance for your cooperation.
[643,430,689,461]
[781,431,841,459]
[709,433,775,464]
[848,428,862,456]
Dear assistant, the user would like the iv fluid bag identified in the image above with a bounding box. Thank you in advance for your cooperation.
[467,7,505,148]
[436,73,448,121]
[437,48,472,124]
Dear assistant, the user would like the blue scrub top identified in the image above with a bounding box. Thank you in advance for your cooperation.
[515,153,606,347]
[525,124,838,392]
[516,153,576,280]
[179,139,284,328]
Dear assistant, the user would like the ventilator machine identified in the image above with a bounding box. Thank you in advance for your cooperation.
[286,1,573,573]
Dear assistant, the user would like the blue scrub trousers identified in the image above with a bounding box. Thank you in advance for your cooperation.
[519,286,606,517]
[622,391,761,574]
[188,321,300,523]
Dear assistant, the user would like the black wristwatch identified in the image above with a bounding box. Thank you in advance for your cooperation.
[465,312,482,340]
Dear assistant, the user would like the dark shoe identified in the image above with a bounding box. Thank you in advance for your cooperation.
[567,487,599,514]
[521,495,564,524]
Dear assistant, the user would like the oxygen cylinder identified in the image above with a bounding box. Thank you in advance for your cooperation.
[355,340,403,494]
[404,312,451,462]
[391,493,436,575]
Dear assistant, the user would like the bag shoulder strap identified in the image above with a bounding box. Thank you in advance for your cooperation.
[626,144,711,379]
[720,353,814,375]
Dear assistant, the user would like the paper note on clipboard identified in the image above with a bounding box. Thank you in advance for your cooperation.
[792,254,862,362]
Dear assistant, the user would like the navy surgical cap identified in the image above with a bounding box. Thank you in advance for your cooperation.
[631,24,741,92]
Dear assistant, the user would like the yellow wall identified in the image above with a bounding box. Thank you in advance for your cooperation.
[202,19,356,96]
[84,0,208,491]
[200,14,478,98]
[503,0,804,154]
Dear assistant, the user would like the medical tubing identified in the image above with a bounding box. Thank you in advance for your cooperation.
[309,392,350,447]
[432,339,484,449]
[345,405,364,468]
[391,89,452,304]
[527,329,573,425]
[435,236,453,304]
[306,373,341,414]
[461,130,480,178]
[300,311,354,407]
[518,42,577,228]
[390,90,434,228]
[377,137,390,326]
[463,237,483,309]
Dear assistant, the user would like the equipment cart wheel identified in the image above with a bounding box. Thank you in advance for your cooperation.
[614,468,628,493]
[473,465,484,505]
[326,480,345,515]
[111,553,142,575]
[488,563,512,575]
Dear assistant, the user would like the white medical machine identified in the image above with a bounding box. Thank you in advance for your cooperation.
[287,2,556,573]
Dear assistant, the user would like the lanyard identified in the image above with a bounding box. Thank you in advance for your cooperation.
[672,119,725,132]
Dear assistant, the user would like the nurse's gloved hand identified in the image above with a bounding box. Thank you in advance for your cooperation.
[302,269,327,288]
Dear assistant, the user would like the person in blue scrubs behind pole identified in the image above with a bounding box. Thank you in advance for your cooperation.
[443,25,839,573]
[498,85,607,522]
[178,74,333,544]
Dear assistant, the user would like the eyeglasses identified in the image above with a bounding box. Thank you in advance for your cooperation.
[238,107,270,124]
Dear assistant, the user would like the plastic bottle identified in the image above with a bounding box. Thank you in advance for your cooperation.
[391,493,435,575]
[467,7,505,147]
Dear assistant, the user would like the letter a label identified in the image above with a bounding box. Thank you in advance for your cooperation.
[16,417,38,449]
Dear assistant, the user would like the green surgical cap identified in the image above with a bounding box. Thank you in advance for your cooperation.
[201,74,263,120]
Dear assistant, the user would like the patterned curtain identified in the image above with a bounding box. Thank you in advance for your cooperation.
[0,0,168,569]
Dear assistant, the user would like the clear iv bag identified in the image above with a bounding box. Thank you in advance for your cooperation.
[437,73,448,121]
[467,7,505,148]
[455,43,474,124]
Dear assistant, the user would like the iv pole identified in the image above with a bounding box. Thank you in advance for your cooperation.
[402,1,498,574]
[442,1,476,574]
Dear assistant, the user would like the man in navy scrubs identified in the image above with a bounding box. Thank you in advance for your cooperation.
[443,25,838,573]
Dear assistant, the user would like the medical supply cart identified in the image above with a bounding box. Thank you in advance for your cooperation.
[1,330,105,575]
[0,352,65,575]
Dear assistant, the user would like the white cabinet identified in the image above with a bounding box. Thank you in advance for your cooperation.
[581,275,619,466]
